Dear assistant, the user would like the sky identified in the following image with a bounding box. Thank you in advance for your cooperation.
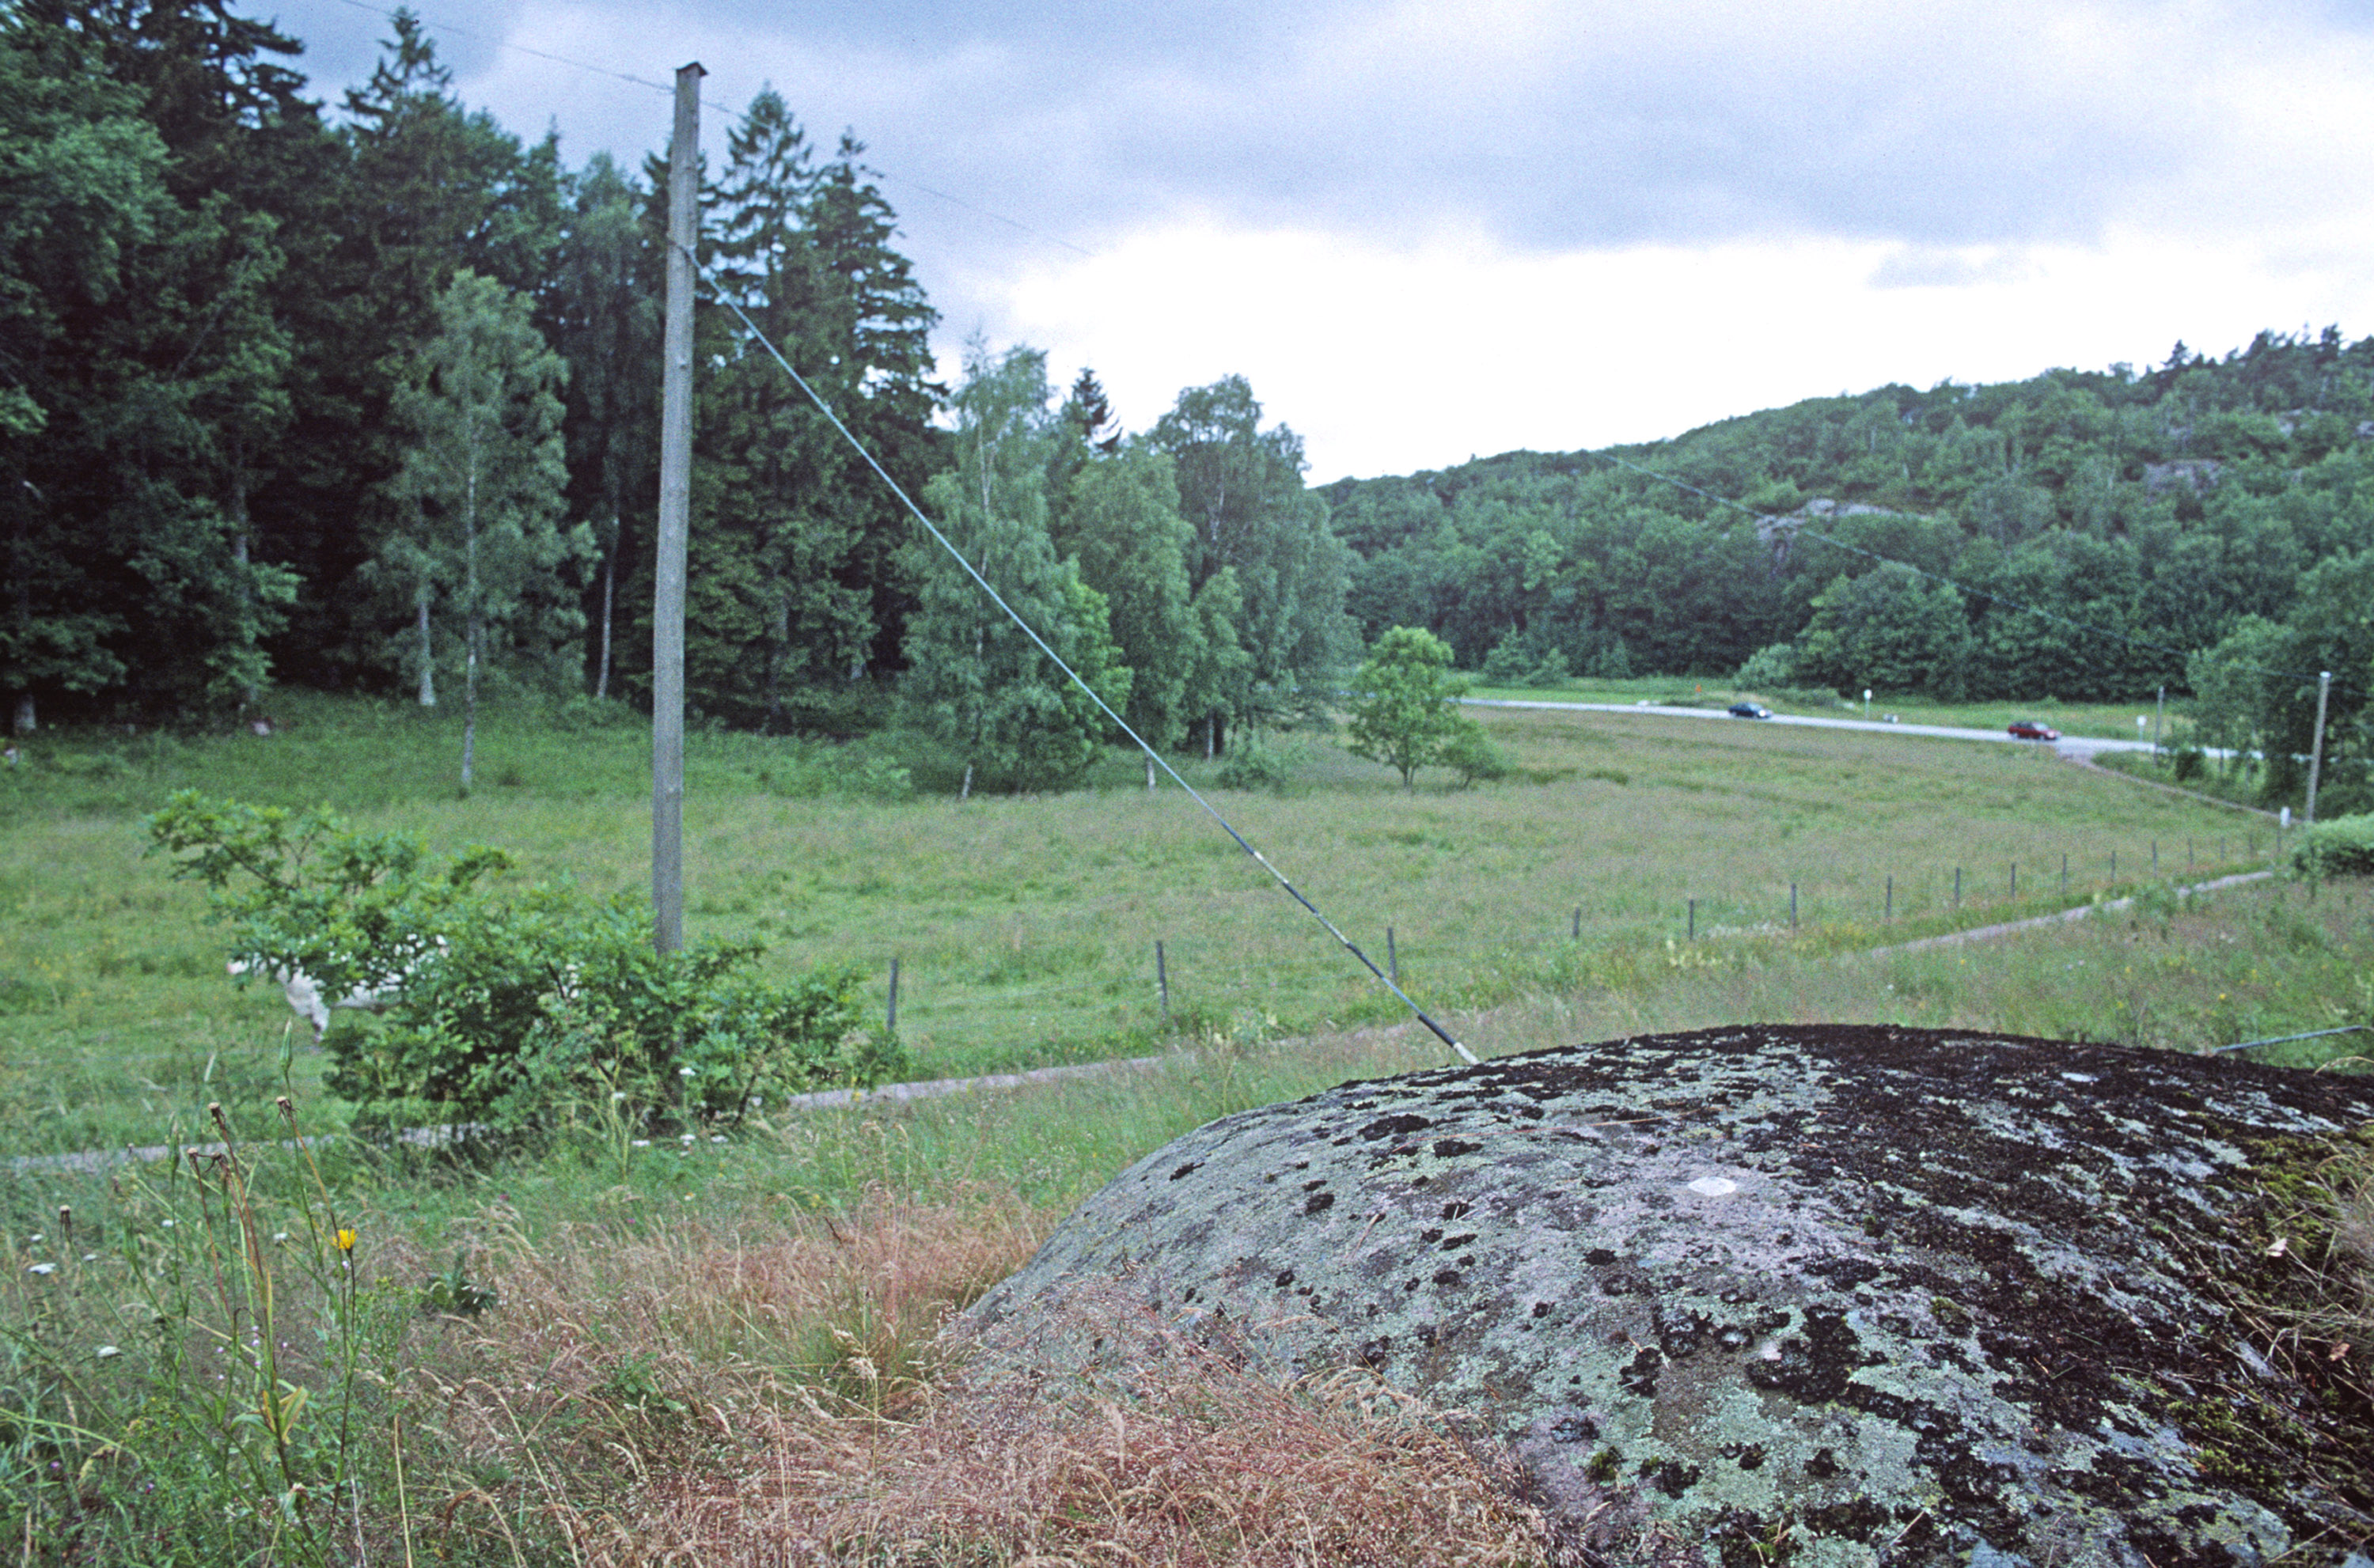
[233,0,2374,483]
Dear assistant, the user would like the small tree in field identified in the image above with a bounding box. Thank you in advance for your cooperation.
[1346,626,1468,790]
[385,271,586,787]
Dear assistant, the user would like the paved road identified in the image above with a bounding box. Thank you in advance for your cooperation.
[1465,698,2171,760]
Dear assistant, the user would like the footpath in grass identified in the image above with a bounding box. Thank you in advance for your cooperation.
[0,691,2285,1157]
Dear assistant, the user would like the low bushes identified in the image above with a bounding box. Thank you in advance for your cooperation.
[2293,812,2374,879]
[146,791,895,1138]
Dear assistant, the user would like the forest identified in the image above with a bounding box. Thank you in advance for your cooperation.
[0,1,1350,789]
[2,2,2368,806]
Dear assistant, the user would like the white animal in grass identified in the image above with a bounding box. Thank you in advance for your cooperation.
[226,941,445,1040]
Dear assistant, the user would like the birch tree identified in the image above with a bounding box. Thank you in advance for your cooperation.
[386,271,584,786]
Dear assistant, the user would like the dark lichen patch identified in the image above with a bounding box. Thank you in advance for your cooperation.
[964,1024,2374,1562]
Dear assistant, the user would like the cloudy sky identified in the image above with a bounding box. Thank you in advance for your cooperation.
[235,0,2374,482]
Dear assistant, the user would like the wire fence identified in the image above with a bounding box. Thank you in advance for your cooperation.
[863,828,2304,1060]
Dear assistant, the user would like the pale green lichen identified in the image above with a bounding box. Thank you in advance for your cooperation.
[965,1025,2374,1565]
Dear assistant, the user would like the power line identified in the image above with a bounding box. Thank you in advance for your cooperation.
[689,244,1478,1068]
[325,0,1094,258]
[1593,450,2358,700]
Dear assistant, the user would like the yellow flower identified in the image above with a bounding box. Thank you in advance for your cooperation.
[335,1229,357,1253]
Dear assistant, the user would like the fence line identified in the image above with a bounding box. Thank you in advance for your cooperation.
[860,836,2302,1047]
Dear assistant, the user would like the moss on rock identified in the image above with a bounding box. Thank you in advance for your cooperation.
[965,1025,2374,1566]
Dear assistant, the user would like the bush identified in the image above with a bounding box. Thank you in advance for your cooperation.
[328,890,885,1136]
[1522,648,1571,688]
[2292,812,2374,879]
[1215,732,1299,793]
[146,792,895,1138]
[2172,745,2206,782]
[1439,720,1514,788]
[1734,642,1797,691]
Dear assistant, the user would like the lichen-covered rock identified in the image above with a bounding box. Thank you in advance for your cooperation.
[965,1025,2374,1566]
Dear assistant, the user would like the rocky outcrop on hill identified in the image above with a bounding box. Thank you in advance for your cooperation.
[965,1026,2374,1566]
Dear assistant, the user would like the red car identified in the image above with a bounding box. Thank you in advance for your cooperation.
[2008,720,2060,741]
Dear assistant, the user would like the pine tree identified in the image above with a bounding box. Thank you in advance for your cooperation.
[552,153,658,701]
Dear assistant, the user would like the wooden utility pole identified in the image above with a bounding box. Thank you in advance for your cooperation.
[2305,669,2333,824]
[653,62,702,954]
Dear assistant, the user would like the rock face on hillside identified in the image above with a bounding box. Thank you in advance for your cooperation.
[965,1026,2374,1566]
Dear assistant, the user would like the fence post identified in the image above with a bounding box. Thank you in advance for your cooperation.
[1572,907,1581,941]
[2110,849,2117,880]
[2061,851,2068,895]
[2010,862,2017,899]
[1953,866,1962,909]
[1790,883,1799,928]
[2152,839,2159,875]
[1387,926,1398,987]
[1885,875,1893,920]
[1688,898,1697,941]
[1156,941,1170,1021]
[886,957,900,1034]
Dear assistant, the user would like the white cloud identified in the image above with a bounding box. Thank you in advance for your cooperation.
[988,217,2374,479]
[245,0,2374,482]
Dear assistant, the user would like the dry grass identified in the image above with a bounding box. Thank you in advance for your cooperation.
[556,1320,1553,1566]
[411,1193,1549,1566]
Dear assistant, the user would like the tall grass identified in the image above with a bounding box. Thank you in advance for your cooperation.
[0,695,2270,1154]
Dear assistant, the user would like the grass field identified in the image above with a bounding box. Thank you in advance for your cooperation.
[4,692,2371,1562]
[0,691,2300,1156]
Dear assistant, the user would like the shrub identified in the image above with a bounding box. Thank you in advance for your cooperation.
[1439,720,1514,788]
[146,792,895,1138]
[1215,732,1299,793]
[1734,642,1797,691]
[325,889,885,1136]
[2293,812,2374,879]
[2173,745,2206,782]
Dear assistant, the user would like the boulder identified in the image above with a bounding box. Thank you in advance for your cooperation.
[965,1025,2374,1566]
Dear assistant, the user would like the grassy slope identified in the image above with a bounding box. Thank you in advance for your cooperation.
[3,696,2368,1563]
[0,691,2315,1154]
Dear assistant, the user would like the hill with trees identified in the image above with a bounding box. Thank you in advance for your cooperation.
[1325,330,2374,810]
[3,4,2364,808]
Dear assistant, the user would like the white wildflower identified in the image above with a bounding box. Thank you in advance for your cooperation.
[27,1263,55,1276]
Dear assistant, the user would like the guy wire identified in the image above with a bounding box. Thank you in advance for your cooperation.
[691,252,1480,1067]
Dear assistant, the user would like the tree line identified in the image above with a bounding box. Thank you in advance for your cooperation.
[1329,330,2374,811]
[0,2,1351,786]
[6,4,2363,807]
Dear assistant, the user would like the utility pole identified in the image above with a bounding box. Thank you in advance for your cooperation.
[652,62,702,955]
[2305,669,2333,824]
[2153,685,2165,760]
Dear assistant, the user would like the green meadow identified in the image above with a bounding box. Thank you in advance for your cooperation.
[0,691,2331,1157]
[4,696,2370,1563]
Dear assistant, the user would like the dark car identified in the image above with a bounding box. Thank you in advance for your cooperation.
[1727,701,1773,719]
[2008,720,2060,740]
